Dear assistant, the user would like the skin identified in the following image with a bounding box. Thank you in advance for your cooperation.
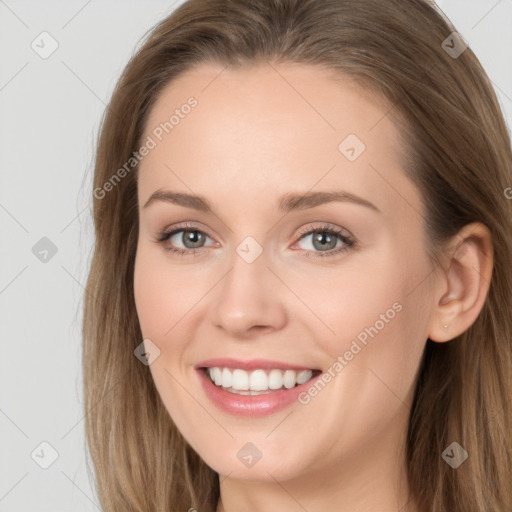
[133,62,493,512]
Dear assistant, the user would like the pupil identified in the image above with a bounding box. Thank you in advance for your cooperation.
[184,230,203,248]
[313,233,336,251]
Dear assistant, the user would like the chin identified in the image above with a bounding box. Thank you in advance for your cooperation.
[197,440,309,482]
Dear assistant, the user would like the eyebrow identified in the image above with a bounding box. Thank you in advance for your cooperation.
[143,189,380,214]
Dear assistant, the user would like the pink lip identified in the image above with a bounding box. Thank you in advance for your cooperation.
[196,365,322,418]
[195,358,318,372]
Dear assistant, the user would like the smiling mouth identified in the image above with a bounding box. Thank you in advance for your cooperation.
[202,367,322,395]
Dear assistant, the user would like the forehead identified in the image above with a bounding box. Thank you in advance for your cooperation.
[137,62,421,220]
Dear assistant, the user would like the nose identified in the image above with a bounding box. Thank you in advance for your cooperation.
[208,250,288,338]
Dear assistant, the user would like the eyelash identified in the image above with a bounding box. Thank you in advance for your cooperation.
[154,222,356,260]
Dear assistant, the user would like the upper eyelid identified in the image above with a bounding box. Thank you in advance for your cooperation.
[296,222,352,238]
[162,222,348,235]
[164,223,216,241]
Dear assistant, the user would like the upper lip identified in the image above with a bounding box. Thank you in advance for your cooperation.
[196,357,320,372]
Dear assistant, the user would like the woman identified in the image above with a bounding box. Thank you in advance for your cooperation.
[82,1,512,511]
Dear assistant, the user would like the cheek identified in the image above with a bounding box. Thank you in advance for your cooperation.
[133,247,204,432]
[133,257,167,338]
[133,244,205,339]
[311,251,428,395]
[300,256,400,352]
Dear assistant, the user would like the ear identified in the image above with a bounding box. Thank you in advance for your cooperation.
[428,222,493,343]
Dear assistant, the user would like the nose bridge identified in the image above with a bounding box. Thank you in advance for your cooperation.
[209,237,287,335]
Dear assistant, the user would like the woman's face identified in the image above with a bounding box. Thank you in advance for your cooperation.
[133,62,439,482]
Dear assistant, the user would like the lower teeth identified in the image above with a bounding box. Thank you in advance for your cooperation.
[209,383,299,394]
[223,387,285,395]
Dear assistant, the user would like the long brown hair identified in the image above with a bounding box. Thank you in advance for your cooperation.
[82,1,512,510]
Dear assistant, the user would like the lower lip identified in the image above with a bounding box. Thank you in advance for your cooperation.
[197,369,322,417]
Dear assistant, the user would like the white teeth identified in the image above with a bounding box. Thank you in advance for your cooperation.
[232,369,249,390]
[221,368,232,388]
[249,369,268,391]
[268,369,284,390]
[213,367,223,386]
[206,367,314,391]
[296,369,312,385]
[283,370,296,389]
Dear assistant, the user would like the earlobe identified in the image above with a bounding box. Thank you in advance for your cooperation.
[428,222,493,343]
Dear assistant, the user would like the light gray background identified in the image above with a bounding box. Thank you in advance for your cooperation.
[0,1,511,510]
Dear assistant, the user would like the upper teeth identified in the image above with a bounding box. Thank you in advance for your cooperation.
[206,367,314,391]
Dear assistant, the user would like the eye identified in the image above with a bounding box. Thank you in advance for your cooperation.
[155,223,217,257]
[292,224,355,259]
[154,222,356,259]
